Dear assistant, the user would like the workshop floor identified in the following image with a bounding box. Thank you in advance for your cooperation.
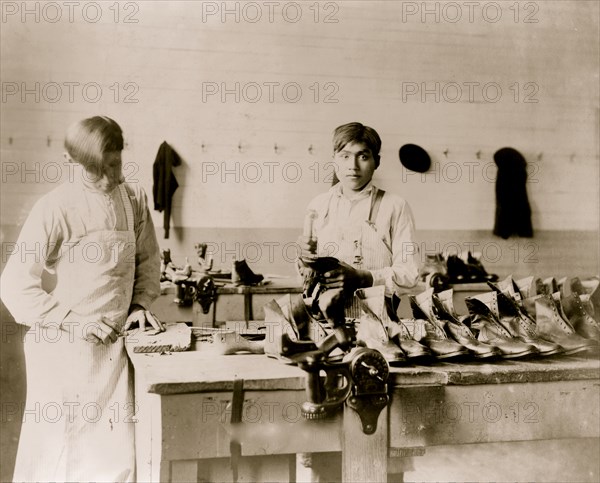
[399,438,600,483]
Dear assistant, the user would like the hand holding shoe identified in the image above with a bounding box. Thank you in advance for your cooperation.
[319,261,373,294]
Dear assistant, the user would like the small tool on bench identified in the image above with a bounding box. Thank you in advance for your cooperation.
[125,321,192,353]
[192,327,265,355]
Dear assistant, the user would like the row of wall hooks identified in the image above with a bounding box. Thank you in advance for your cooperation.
[3,136,580,162]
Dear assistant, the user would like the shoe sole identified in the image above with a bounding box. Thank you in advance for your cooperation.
[473,350,501,359]
[433,350,469,360]
[561,345,596,356]
[499,349,538,359]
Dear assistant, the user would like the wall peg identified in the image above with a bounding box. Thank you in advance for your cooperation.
[47,136,51,147]
[238,142,243,153]
[476,150,482,160]
[274,143,279,154]
[537,152,543,162]
[443,149,449,158]
[308,144,314,155]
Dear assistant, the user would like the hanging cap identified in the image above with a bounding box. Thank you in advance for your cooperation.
[399,144,431,173]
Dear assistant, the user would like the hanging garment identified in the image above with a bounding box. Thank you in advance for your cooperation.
[153,141,182,238]
[493,147,534,239]
[12,185,138,482]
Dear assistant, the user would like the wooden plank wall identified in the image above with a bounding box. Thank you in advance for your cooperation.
[0,3,598,480]
[1,0,598,233]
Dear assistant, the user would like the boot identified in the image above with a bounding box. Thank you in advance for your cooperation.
[473,290,563,357]
[276,293,329,344]
[464,297,538,359]
[410,290,469,360]
[232,259,264,286]
[522,294,595,355]
[581,278,600,321]
[419,254,450,292]
[263,300,317,363]
[355,287,406,365]
[564,277,600,324]
[515,276,536,300]
[543,277,559,296]
[446,255,476,284]
[494,275,523,303]
[432,293,500,359]
[557,290,600,342]
[466,252,498,282]
[386,319,432,362]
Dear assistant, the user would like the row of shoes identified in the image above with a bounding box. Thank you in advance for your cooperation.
[419,252,499,290]
[356,275,600,365]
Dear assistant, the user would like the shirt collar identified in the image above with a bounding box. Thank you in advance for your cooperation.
[333,180,375,201]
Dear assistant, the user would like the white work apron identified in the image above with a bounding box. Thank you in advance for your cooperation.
[318,188,392,318]
[14,185,137,483]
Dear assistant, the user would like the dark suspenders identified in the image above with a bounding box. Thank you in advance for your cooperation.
[368,187,385,225]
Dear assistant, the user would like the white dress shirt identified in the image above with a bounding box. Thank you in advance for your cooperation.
[306,182,420,297]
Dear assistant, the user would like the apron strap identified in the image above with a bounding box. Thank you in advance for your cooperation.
[368,188,385,225]
[118,184,135,232]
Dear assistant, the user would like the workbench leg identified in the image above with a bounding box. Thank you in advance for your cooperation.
[244,293,253,323]
[296,452,341,482]
[342,405,388,482]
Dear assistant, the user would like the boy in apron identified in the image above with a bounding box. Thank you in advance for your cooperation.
[1,116,162,482]
[295,123,421,478]
[298,122,420,316]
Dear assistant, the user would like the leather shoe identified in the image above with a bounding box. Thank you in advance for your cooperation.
[232,259,264,286]
[410,290,469,360]
[432,292,500,359]
[355,287,406,365]
[465,297,538,359]
[476,289,563,356]
[564,277,600,324]
[522,294,596,355]
[558,290,600,343]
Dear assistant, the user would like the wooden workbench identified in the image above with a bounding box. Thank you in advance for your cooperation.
[150,279,492,326]
[127,343,600,483]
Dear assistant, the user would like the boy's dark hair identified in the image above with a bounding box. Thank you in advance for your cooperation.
[65,116,124,178]
[332,122,382,167]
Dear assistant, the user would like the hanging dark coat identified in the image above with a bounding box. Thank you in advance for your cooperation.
[152,141,182,239]
[493,147,534,239]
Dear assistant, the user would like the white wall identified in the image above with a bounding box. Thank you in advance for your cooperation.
[1,0,598,232]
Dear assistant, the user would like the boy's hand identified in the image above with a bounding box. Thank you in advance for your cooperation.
[297,235,317,262]
[319,261,373,293]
